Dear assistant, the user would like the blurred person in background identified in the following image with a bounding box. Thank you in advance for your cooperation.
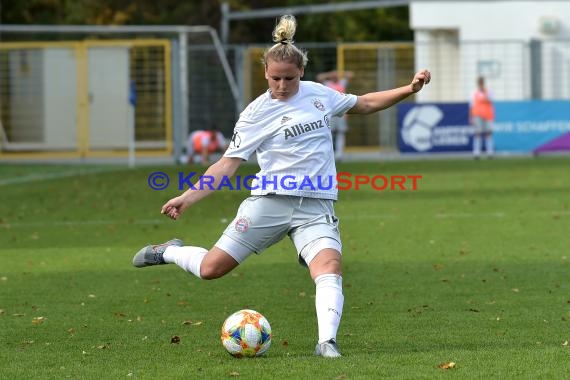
[470,76,495,159]
[183,125,227,165]
[317,70,354,161]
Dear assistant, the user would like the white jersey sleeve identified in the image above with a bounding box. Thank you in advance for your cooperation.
[326,83,355,117]
[224,94,272,161]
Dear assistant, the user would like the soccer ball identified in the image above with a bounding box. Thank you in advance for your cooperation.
[220,309,272,357]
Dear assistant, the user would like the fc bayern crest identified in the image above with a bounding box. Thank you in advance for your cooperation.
[234,216,251,233]
[312,98,325,111]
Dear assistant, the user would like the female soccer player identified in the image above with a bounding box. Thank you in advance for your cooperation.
[133,14,431,358]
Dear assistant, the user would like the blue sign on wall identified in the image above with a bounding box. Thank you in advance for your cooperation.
[397,103,471,153]
[493,101,570,153]
[397,100,570,154]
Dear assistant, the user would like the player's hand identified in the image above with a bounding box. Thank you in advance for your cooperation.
[411,69,431,93]
[161,196,188,220]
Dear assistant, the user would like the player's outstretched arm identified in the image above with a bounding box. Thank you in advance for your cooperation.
[349,69,431,114]
[161,156,242,220]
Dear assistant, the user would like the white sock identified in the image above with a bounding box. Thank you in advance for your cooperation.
[163,246,207,279]
[314,274,344,344]
[473,135,481,156]
[485,135,494,155]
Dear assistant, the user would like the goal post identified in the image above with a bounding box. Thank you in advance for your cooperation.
[0,25,240,164]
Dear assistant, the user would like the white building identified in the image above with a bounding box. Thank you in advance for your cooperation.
[410,1,570,102]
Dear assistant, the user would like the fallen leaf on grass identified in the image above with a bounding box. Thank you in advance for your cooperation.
[438,362,456,369]
[97,343,110,349]
[32,316,46,325]
[171,335,181,344]
[511,288,520,293]
[229,372,240,377]
[563,341,568,347]
[182,320,203,326]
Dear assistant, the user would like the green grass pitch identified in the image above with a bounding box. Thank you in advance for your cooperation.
[1,157,569,379]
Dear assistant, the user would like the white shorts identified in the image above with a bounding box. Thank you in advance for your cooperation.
[473,116,493,134]
[215,195,342,266]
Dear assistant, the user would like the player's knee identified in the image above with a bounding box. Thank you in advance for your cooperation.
[199,251,239,280]
[199,266,223,280]
[309,250,342,278]
[199,263,228,280]
[321,254,341,272]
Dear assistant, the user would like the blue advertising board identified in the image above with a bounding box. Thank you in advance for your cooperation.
[493,101,570,153]
[398,101,570,153]
[397,103,471,153]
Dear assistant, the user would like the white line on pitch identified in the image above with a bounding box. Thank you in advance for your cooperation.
[0,167,123,186]
[343,210,570,220]
[1,219,169,228]
[2,211,568,229]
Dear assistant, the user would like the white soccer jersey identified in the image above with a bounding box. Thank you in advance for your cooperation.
[224,81,357,200]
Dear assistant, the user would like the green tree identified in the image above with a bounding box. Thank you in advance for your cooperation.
[1,0,412,43]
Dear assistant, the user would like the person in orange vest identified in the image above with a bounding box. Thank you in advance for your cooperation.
[469,76,495,159]
[317,70,354,161]
[185,126,227,165]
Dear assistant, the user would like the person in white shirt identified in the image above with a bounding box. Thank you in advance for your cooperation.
[133,14,430,358]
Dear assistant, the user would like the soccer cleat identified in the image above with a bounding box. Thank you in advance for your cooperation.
[314,339,342,358]
[132,239,183,268]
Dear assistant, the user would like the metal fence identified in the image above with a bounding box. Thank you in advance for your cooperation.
[231,38,570,150]
[1,39,172,158]
[1,25,569,161]
[0,25,238,162]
